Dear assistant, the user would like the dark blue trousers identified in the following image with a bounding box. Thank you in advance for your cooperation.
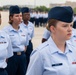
[0,69,8,75]
[25,41,33,69]
[6,52,26,75]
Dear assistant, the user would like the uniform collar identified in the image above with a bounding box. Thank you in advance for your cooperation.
[0,30,5,38]
[47,36,73,54]
[9,24,22,32]
[21,21,29,27]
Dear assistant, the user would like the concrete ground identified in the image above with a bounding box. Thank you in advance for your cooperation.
[32,27,45,49]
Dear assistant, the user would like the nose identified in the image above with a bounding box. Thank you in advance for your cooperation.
[19,16,22,20]
[68,26,72,32]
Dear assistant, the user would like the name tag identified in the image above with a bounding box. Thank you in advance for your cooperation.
[52,63,63,67]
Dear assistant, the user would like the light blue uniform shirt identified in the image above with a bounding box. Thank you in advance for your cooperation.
[43,29,50,39]
[3,25,29,52]
[26,36,76,75]
[67,28,76,47]
[20,21,34,40]
[0,30,13,68]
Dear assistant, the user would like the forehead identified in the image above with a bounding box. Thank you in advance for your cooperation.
[23,13,30,15]
[56,21,73,25]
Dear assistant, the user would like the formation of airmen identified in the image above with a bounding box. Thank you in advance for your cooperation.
[1,5,76,75]
[0,5,34,75]
[30,11,48,27]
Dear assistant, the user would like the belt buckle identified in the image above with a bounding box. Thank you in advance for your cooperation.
[17,52,21,55]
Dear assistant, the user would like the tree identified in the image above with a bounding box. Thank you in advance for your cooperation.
[34,6,50,12]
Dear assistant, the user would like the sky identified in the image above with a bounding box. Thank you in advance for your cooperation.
[0,0,76,7]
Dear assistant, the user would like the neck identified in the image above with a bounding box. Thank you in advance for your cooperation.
[24,21,28,25]
[12,23,19,30]
[52,35,66,53]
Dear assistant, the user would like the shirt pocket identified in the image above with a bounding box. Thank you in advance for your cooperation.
[20,34,27,44]
[9,35,17,44]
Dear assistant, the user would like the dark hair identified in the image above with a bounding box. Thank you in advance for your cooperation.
[46,19,59,31]
[8,14,14,24]
[0,13,1,18]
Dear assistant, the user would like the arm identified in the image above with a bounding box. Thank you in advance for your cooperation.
[24,46,27,52]
[26,52,43,75]
[24,30,29,52]
[7,34,13,58]
[42,29,50,43]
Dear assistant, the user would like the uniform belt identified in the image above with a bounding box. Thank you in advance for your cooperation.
[0,68,5,71]
[13,51,24,55]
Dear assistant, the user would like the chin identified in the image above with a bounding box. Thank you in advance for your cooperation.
[66,37,71,40]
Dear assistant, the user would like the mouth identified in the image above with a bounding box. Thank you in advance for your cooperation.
[67,33,72,36]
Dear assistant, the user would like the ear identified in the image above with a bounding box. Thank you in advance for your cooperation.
[10,16,13,21]
[49,26,56,33]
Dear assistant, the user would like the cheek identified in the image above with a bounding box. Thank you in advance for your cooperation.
[23,16,27,19]
[57,28,65,32]
[13,18,19,23]
[56,29,65,35]
[20,17,22,20]
[0,19,1,24]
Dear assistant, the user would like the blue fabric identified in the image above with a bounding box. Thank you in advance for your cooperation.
[6,53,26,75]
[9,5,20,14]
[26,37,76,75]
[0,70,8,75]
[26,41,33,68]
[48,6,73,23]
[21,7,30,13]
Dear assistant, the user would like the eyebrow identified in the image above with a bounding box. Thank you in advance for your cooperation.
[62,23,73,26]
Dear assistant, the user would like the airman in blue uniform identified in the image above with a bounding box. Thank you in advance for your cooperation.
[42,28,50,43]
[3,5,29,75]
[20,7,34,69]
[67,28,76,47]
[26,6,76,75]
[0,13,13,75]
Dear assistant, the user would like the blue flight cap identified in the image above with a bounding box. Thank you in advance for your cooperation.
[9,5,20,14]
[21,7,30,14]
[48,6,73,23]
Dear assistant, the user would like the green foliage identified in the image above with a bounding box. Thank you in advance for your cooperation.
[34,6,50,12]
[0,5,51,12]
[74,8,76,14]
[0,7,3,11]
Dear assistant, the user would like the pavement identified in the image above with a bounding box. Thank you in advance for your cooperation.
[32,27,45,49]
